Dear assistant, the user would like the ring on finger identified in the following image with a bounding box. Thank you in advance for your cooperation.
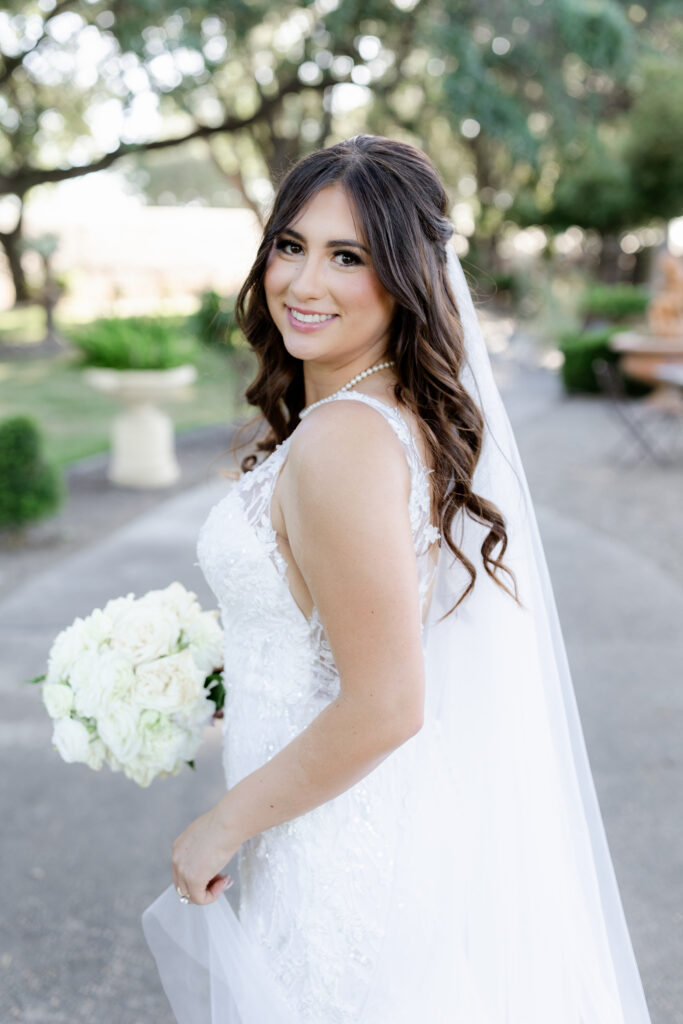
[175,885,191,904]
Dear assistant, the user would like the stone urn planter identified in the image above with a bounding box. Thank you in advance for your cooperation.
[84,364,197,488]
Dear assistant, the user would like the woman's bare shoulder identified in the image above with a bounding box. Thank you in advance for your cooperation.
[286,399,411,495]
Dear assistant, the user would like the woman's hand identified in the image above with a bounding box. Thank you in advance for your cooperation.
[172,803,239,906]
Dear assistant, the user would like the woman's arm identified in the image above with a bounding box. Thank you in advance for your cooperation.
[172,402,426,903]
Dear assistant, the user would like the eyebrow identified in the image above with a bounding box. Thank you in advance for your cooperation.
[280,227,369,253]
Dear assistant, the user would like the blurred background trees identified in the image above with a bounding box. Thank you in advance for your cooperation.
[0,0,682,474]
[2,0,682,303]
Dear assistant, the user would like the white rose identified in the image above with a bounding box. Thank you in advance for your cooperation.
[80,608,112,650]
[183,611,224,676]
[146,582,201,630]
[71,649,135,720]
[178,723,206,763]
[97,650,136,708]
[122,757,158,788]
[137,709,190,774]
[132,649,204,714]
[97,702,143,764]
[102,593,136,626]
[84,735,106,770]
[46,620,89,684]
[174,691,215,740]
[42,683,74,720]
[69,650,106,719]
[52,717,93,764]
[110,602,179,666]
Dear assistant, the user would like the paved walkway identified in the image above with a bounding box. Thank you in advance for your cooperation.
[1,343,681,1023]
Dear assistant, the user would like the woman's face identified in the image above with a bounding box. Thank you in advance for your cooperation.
[264,184,395,371]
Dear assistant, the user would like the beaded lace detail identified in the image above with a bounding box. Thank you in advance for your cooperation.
[196,392,439,1022]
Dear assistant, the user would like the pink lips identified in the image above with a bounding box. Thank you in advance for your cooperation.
[286,306,339,333]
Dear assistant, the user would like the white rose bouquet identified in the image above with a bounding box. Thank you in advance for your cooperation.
[30,582,225,787]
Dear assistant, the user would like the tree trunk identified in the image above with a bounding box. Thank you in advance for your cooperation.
[0,208,29,304]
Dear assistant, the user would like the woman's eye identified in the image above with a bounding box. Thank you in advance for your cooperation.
[275,238,303,255]
[334,250,363,267]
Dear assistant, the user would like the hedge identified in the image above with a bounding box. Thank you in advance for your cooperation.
[0,416,62,530]
[559,328,652,396]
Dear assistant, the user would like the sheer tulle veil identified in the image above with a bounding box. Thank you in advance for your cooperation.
[384,246,653,1021]
[142,245,652,1023]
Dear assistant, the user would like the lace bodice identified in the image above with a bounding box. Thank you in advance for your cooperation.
[195,392,440,1022]
[197,393,439,781]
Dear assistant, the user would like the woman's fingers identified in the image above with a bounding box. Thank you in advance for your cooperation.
[173,872,233,906]
[207,873,233,899]
[173,875,191,902]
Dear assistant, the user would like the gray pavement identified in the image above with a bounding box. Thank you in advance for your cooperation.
[1,347,682,1023]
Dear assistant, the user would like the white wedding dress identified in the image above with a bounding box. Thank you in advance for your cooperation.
[144,392,447,1022]
[143,254,652,1023]
[202,391,440,1022]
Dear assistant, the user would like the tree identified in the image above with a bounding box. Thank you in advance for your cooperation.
[2,0,679,304]
[505,6,683,274]
[627,52,683,224]
[0,0,361,300]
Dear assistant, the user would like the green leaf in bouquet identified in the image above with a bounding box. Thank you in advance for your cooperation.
[25,673,46,685]
[205,671,225,712]
[186,760,196,771]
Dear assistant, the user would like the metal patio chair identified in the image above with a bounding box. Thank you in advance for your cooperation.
[593,358,683,466]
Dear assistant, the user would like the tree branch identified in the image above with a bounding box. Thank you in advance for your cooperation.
[0,0,83,88]
[0,75,316,195]
[206,140,265,225]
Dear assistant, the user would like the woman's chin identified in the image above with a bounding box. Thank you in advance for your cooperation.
[280,331,329,362]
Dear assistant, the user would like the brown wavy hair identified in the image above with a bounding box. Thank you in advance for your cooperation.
[235,135,518,609]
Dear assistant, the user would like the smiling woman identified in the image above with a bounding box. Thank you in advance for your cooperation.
[263,187,395,385]
[142,136,652,1024]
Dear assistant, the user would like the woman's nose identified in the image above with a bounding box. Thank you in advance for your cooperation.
[290,255,327,301]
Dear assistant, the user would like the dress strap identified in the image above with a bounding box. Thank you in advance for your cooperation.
[318,391,440,556]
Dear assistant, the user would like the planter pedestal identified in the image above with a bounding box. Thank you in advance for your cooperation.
[84,365,197,489]
[110,402,180,487]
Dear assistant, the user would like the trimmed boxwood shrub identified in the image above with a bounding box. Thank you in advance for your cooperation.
[67,317,198,370]
[559,328,652,396]
[191,291,244,351]
[0,416,62,530]
[580,284,650,323]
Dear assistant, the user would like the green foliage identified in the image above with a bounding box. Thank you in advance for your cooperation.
[67,317,199,370]
[580,284,650,322]
[542,142,635,234]
[466,263,524,305]
[514,43,683,237]
[626,54,683,222]
[1,0,681,300]
[559,329,616,393]
[554,0,634,73]
[0,416,62,530]
[559,328,650,395]
[205,671,225,712]
[191,292,243,352]
[489,271,521,298]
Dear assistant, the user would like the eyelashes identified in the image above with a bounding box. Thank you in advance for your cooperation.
[273,237,364,267]
[274,238,302,256]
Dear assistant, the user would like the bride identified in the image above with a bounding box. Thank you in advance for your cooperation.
[143,135,652,1023]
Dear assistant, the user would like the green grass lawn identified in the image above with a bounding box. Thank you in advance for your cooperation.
[0,304,47,346]
[0,346,256,468]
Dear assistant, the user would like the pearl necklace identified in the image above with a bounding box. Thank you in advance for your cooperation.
[299,360,395,419]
